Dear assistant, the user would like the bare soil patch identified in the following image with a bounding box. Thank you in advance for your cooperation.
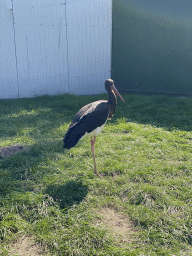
[8,236,47,256]
[0,145,30,159]
[96,207,136,245]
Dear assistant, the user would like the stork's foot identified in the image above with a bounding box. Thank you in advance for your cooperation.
[94,170,103,178]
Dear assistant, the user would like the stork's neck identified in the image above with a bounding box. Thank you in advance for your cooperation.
[107,88,117,118]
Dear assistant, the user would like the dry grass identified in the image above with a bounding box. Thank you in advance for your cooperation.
[0,145,30,159]
[8,236,47,256]
[96,207,135,245]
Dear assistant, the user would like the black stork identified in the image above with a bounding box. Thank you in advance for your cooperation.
[63,79,124,177]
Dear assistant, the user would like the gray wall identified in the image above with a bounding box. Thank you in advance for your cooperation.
[112,0,192,94]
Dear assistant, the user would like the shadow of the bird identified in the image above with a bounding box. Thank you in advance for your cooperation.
[45,180,88,210]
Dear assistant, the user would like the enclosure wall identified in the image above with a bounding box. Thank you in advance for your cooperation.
[0,0,112,99]
[112,0,192,94]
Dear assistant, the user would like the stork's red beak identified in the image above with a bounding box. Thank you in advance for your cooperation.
[112,85,124,102]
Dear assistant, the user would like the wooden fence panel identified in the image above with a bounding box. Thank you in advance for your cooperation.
[64,0,112,95]
[0,0,18,99]
[0,0,112,99]
[13,0,69,98]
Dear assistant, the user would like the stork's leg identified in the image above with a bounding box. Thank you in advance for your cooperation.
[91,136,102,178]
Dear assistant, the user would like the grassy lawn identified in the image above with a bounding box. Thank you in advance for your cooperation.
[0,93,192,255]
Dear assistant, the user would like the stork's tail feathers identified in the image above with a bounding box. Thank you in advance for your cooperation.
[63,123,85,149]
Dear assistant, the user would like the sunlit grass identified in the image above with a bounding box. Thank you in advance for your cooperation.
[0,93,192,255]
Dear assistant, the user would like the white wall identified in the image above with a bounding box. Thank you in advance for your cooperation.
[0,0,18,98]
[0,0,112,99]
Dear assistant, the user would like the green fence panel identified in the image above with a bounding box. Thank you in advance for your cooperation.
[112,0,192,94]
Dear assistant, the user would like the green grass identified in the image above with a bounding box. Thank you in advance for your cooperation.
[0,93,192,255]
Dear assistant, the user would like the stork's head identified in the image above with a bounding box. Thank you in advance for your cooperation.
[105,79,124,102]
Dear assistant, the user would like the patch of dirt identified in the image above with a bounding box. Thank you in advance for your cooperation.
[8,236,47,256]
[0,145,30,159]
[96,208,136,245]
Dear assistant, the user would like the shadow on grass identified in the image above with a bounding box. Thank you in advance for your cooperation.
[0,144,88,215]
[1,93,192,144]
[114,94,192,131]
[45,180,88,210]
[0,94,100,139]
[0,140,64,196]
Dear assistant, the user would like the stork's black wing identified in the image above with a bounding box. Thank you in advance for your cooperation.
[63,100,109,149]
